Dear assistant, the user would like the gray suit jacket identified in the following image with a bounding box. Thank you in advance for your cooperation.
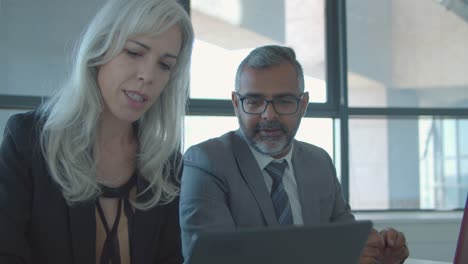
[179,130,354,258]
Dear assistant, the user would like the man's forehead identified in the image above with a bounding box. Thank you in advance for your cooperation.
[241,92,299,98]
[238,66,300,95]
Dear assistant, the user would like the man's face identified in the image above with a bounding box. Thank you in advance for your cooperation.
[232,62,309,158]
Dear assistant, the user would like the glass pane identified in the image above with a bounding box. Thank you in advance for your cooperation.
[184,116,333,159]
[460,121,468,156]
[190,0,327,103]
[347,0,468,107]
[1,1,104,96]
[349,117,468,210]
[442,120,456,157]
[295,117,334,160]
[184,116,239,151]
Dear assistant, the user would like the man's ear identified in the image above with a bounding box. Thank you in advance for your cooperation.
[232,91,240,115]
[300,92,309,116]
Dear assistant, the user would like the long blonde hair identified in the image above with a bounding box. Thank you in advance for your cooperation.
[40,0,194,209]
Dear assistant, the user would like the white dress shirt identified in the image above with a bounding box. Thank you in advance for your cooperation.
[248,144,304,225]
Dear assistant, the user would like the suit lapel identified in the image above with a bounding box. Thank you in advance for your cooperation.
[231,130,278,226]
[292,142,321,225]
[68,202,96,264]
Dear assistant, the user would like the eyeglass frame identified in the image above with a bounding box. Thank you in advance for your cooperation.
[235,92,306,115]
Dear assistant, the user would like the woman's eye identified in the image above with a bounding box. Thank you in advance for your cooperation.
[160,62,172,71]
[126,50,141,57]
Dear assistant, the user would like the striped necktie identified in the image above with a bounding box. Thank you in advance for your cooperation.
[265,160,293,225]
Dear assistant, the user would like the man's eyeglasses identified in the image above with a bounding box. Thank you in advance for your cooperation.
[235,92,304,115]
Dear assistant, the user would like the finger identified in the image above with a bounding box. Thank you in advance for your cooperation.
[382,239,410,263]
[380,229,389,247]
[367,228,385,248]
[381,227,398,247]
[391,249,409,263]
[401,239,410,259]
[394,232,406,248]
[361,246,382,258]
[405,243,410,259]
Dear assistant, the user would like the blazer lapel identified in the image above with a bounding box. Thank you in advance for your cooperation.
[292,143,321,225]
[68,201,96,264]
[231,130,278,226]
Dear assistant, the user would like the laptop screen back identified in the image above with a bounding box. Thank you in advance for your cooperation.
[187,220,372,264]
[454,194,468,264]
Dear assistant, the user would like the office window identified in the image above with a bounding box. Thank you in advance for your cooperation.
[420,118,468,209]
[189,0,327,103]
[184,116,239,150]
[347,0,468,108]
[349,117,468,210]
[346,0,468,209]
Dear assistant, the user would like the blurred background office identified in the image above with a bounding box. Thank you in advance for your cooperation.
[1,0,467,261]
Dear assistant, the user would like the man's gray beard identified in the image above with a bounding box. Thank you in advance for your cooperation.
[238,120,294,157]
[252,136,289,156]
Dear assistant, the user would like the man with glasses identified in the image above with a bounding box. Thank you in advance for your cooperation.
[180,45,409,264]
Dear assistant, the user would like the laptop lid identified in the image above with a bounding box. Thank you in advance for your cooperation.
[454,194,468,264]
[187,220,373,264]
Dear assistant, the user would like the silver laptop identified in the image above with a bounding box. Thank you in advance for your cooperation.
[187,220,373,264]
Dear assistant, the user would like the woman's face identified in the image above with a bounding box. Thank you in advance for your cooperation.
[97,25,182,123]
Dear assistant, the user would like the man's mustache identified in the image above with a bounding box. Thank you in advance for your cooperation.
[254,120,287,133]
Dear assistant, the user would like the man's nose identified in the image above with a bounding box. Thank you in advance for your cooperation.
[261,101,279,120]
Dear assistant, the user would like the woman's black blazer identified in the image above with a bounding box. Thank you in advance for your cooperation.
[0,111,183,264]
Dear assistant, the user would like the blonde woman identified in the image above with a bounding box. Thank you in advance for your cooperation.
[0,0,193,263]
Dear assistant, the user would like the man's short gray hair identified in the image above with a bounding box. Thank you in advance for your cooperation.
[235,45,305,92]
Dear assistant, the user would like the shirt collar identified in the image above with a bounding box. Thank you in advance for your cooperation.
[248,143,294,171]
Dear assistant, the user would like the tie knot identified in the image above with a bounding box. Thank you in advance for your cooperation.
[264,160,288,182]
